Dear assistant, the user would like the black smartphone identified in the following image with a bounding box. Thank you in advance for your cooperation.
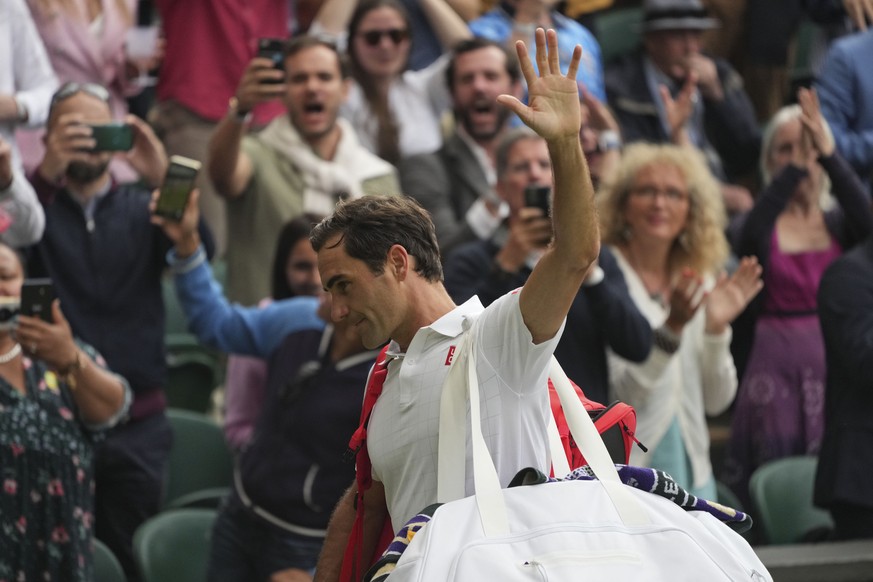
[89,122,134,152]
[21,278,56,323]
[524,185,551,215]
[257,37,286,83]
[155,155,202,221]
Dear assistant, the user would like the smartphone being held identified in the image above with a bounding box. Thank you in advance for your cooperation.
[524,185,551,215]
[21,278,56,323]
[257,37,287,83]
[88,122,134,152]
[155,156,202,221]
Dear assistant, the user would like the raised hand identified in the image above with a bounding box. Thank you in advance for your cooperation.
[125,114,168,188]
[843,0,873,31]
[685,54,722,101]
[234,57,286,114]
[797,87,835,158]
[38,113,96,183]
[497,28,582,142]
[150,187,201,257]
[705,256,764,334]
[659,70,697,146]
[665,268,706,334]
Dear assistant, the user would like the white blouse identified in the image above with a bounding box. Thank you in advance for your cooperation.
[607,246,738,489]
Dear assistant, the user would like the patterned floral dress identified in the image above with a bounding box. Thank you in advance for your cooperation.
[723,231,842,508]
[0,347,128,582]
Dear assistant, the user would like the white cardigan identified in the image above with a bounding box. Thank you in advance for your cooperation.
[607,246,737,489]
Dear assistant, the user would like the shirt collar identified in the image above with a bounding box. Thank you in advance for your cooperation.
[386,296,484,357]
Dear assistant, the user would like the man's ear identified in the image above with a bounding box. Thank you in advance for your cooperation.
[387,244,410,280]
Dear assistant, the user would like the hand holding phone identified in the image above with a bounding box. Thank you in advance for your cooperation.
[21,279,56,323]
[257,37,287,84]
[524,185,551,215]
[155,156,201,221]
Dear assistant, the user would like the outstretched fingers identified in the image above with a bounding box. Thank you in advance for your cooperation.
[515,37,537,85]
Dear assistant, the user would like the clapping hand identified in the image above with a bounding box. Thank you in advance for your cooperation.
[705,256,764,334]
[497,28,582,143]
[659,71,697,146]
[797,87,835,158]
[665,268,707,334]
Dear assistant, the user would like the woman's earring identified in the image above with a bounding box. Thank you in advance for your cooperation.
[678,231,690,250]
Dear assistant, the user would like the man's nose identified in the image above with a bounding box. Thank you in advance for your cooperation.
[331,298,349,322]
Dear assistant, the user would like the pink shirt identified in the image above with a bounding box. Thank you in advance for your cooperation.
[155,0,287,125]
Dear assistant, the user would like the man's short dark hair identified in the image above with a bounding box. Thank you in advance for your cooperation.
[311,196,443,282]
[495,127,541,177]
[284,35,350,79]
[446,38,520,93]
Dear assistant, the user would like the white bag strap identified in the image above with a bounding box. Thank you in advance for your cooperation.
[548,358,649,525]
[547,410,571,477]
[440,320,649,538]
[465,334,510,536]
[437,332,469,503]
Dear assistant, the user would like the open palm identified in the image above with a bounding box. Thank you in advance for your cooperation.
[497,28,582,141]
[705,256,764,333]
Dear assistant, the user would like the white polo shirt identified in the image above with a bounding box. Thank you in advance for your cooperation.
[367,292,564,530]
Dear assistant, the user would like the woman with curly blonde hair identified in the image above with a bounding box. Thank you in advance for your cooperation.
[599,142,763,499]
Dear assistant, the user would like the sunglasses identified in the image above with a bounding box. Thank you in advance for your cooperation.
[49,82,110,116]
[359,28,409,47]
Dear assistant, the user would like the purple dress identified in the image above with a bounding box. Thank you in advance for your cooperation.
[724,230,842,507]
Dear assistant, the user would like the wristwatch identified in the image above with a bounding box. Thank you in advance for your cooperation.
[653,325,681,355]
[227,96,252,124]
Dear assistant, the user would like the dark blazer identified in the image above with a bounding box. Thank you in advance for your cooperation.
[605,51,760,181]
[814,236,873,509]
[444,241,652,404]
[400,132,493,257]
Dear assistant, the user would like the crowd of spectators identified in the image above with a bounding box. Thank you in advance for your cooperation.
[2,0,873,579]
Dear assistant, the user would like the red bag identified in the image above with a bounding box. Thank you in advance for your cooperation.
[341,349,644,581]
[547,378,646,469]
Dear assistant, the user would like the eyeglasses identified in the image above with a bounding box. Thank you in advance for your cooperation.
[629,186,689,203]
[49,82,110,115]
[359,28,409,47]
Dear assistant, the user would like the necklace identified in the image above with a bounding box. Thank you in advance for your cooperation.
[622,246,670,305]
[0,343,21,364]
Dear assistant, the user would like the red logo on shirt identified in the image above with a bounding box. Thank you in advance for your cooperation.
[445,345,456,365]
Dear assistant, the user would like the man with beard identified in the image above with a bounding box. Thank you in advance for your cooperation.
[208,35,400,306]
[399,38,522,257]
[26,81,214,581]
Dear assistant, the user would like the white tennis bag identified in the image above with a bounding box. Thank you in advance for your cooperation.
[385,321,772,581]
